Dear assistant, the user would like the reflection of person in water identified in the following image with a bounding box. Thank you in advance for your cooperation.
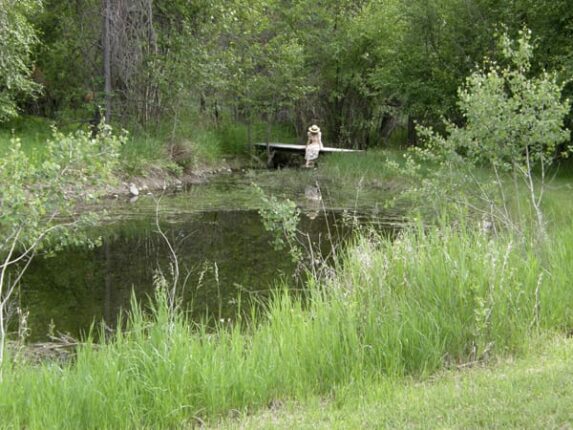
[304,184,322,220]
[305,124,323,168]
[306,210,319,220]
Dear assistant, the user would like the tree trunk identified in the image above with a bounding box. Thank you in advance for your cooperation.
[103,0,112,124]
[380,114,397,144]
[266,119,272,145]
[104,240,112,326]
[407,115,417,146]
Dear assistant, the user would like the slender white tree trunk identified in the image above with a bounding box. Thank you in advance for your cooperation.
[524,146,547,242]
[0,230,21,371]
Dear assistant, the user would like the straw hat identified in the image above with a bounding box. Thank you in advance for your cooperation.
[308,124,320,134]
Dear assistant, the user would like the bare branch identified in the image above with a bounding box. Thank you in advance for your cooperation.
[0,218,74,270]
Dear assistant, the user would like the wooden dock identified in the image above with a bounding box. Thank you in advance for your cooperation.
[254,142,362,167]
[254,142,362,153]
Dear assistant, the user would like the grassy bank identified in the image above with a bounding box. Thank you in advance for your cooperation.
[0,114,408,189]
[0,115,299,177]
[1,215,573,428]
[219,335,573,429]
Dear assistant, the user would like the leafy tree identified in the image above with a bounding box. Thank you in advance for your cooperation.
[508,0,573,131]
[221,1,311,140]
[278,0,375,146]
[0,126,124,367]
[367,1,500,130]
[42,0,101,117]
[7,0,572,151]
[0,0,41,122]
[402,30,570,239]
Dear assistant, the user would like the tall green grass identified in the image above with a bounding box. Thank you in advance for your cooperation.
[120,119,299,174]
[338,225,566,374]
[2,218,573,428]
[319,150,410,191]
[0,116,53,163]
[0,115,299,176]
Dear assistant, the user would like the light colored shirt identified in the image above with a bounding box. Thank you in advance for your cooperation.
[307,131,323,148]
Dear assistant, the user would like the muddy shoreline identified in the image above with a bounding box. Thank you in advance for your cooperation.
[100,164,239,198]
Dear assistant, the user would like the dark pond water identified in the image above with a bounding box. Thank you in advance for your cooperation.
[17,171,403,341]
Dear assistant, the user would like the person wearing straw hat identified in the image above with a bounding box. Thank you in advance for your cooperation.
[305,124,323,168]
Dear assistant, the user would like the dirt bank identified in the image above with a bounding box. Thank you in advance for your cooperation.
[102,163,239,198]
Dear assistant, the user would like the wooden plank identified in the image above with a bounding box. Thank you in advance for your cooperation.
[254,142,362,153]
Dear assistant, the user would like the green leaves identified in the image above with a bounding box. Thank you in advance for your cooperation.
[448,28,570,171]
[0,125,123,366]
[0,126,123,251]
[253,184,302,263]
[0,0,42,122]
[397,30,570,236]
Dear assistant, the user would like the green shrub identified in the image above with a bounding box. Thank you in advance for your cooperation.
[398,29,571,238]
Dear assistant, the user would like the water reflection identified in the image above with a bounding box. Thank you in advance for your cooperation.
[21,209,364,341]
[18,173,404,341]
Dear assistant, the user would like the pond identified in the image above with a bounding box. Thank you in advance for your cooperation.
[18,170,403,341]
